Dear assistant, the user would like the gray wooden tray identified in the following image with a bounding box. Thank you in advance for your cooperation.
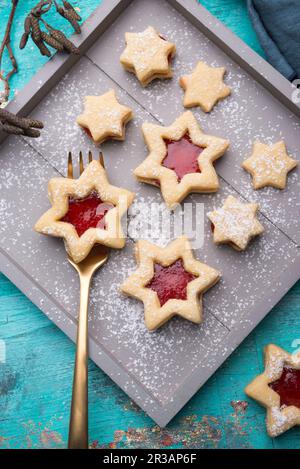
[0,0,299,426]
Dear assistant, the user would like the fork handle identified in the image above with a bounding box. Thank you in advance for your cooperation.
[68,274,91,449]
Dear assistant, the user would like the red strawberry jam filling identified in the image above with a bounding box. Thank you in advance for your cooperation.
[61,191,114,237]
[162,134,203,182]
[159,35,173,63]
[146,259,197,306]
[83,127,93,139]
[269,366,300,408]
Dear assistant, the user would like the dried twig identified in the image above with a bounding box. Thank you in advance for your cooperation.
[0,1,44,138]
[0,0,19,105]
[0,108,44,138]
[20,0,81,57]
[1,0,81,138]
[54,0,81,33]
[42,20,80,54]
[0,108,44,130]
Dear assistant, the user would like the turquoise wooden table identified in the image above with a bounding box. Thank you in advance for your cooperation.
[0,0,299,449]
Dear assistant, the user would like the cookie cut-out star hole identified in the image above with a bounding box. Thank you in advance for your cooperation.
[35,160,135,263]
[162,134,202,182]
[269,366,300,409]
[245,345,300,437]
[121,236,220,331]
[61,191,114,237]
[146,259,197,307]
[134,111,229,209]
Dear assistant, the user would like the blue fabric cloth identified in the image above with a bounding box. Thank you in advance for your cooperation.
[247,0,300,80]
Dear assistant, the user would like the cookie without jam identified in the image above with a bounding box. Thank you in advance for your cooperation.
[242,140,298,190]
[120,26,176,86]
[179,61,231,112]
[76,89,133,145]
[207,195,264,251]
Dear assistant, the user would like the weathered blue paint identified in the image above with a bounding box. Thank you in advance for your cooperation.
[0,0,299,449]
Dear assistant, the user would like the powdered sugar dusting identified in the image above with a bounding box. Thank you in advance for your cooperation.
[88,0,300,244]
[0,0,299,409]
[0,135,298,401]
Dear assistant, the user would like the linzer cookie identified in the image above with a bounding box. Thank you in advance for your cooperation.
[242,140,297,190]
[76,89,133,145]
[35,160,135,263]
[245,344,300,437]
[207,195,264,251]
[179,61,231,112]
[120,26,176,86]
[134,111,229,209]
[121,236,220,331]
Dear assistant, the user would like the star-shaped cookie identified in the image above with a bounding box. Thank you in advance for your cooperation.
[35,160,135,263]
[134,111,229,209]
[121,236,220,331]
[76,89,133,145]
[242,140,298,190]
[120,26,176,86]
[245,344,300,437]
[207,195,264,251]
[179,61,231,112]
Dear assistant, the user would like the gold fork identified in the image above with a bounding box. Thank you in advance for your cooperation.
[67,151,109,449]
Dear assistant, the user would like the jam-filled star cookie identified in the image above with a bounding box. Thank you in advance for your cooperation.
[207,195,264,251]
[120,26,176,86]
[121,236,220,331]
[179,61,231,112]
[134,111,229,209]
[245,344,300,437]
[35,158,135,263]
[242,140,298,190]
[76,89,133,145]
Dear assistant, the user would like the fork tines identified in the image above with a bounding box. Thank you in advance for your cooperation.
[67,151,105,178]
